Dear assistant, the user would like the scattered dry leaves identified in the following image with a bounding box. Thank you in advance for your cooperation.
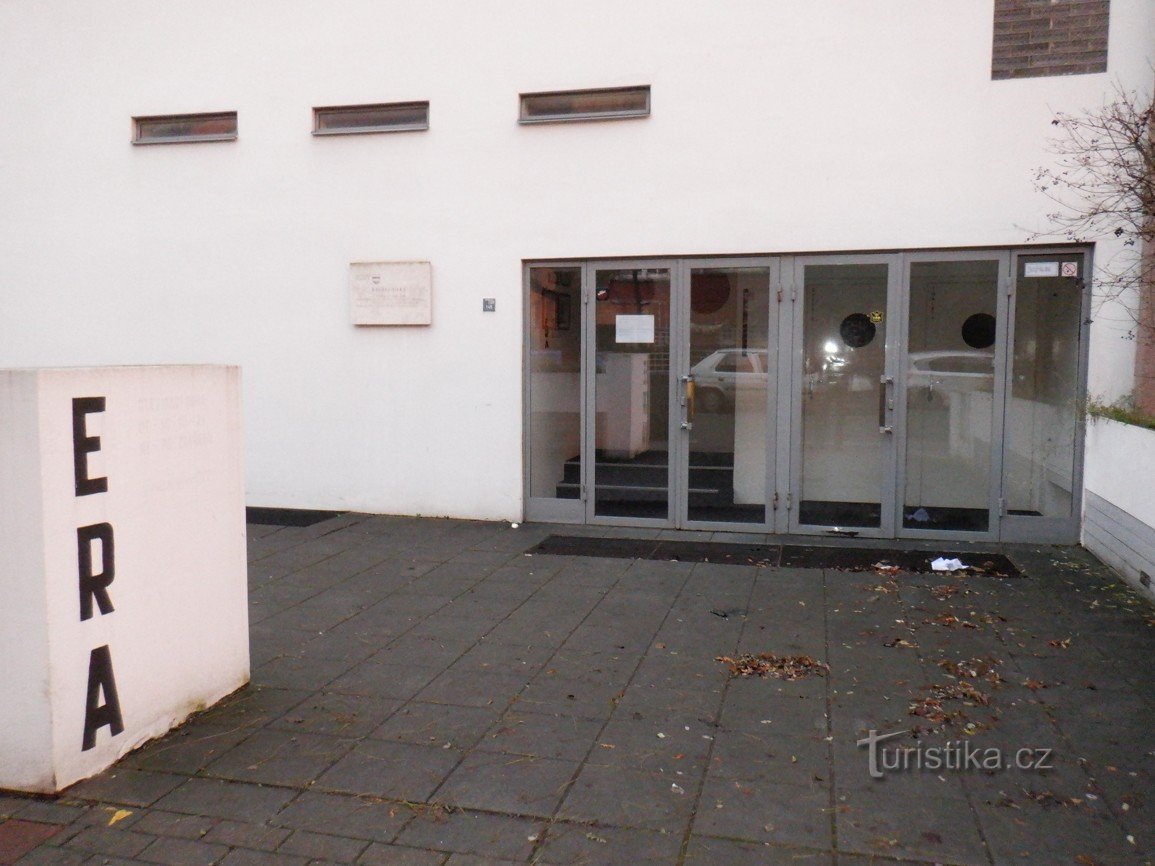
[937,657,1004,686]
[715,653,830,680]
[925,613,981,630]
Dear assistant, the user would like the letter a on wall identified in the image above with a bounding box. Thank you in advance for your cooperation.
[82,645,124,751]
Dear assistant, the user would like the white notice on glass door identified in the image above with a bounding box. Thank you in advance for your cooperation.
[615,315,655,344]
[1024,261,1060,278]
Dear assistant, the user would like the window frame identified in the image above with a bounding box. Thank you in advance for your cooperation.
[518,85,651,125]
[132,112,238,145]
[312,101,430,136]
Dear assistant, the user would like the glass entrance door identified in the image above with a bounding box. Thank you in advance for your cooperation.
[679,261,774,528]
[791,258,899,536]
[789,253,1008,539]
[899,254,1007,536]
[585,260,774,528]
[589,264,673,521]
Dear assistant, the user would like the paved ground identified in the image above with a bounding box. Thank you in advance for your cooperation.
[2,514,1154,866]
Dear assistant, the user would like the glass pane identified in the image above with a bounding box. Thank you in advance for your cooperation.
[314,102,429,133]
[687,268,770,523]
[903,260,999,531]
[528,267,583,500]
[799,263,888,528]
[593,268,670,518]
[1005,255,1083,518]
[134,113,237,143]
[520,87,650,122]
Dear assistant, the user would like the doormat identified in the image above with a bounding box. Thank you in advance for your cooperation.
[529,535,1021,577]
[246,507,347,527]
[780,545,1021,578]
[527,535,780,565]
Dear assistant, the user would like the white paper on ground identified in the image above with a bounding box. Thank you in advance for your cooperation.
[931,557,966,571]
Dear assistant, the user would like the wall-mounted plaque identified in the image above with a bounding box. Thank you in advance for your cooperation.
[350,261,432,325]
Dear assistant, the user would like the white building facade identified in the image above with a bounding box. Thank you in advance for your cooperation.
[2,1,1153,544]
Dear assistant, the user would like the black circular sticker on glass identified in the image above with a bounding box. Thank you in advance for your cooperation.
[961,313,996,349]
[839,313,876,348]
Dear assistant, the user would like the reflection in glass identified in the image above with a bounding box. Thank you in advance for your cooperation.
[903,260,998,531]
[799,264,888,528]
[593,269,671,518]
[1005,255,1083,518]
[314,102,429,134]
[528,268,583,500]
[687,268,770,524]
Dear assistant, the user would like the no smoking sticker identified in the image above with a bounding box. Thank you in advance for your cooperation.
[1061,262,1079,278]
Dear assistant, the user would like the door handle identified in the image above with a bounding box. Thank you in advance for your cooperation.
[680,374,696,428]
[878,374,893,433]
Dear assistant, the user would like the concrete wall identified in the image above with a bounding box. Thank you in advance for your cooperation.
[0,366,249,793]
[0,1,1152,519]
[1083,417,1155,601]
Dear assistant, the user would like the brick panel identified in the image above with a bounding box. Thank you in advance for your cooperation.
[992,0,1110,80]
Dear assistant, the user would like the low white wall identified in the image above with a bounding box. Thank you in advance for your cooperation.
[0,366,249,794]
[1082,417,1155,601]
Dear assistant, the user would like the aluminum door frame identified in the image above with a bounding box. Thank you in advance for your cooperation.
[996,246,1092,544]
[894,250,1011,543]
[583,259,679,529]
[785,253,903,539]
[523,261,587,524]
[674,257,778,533]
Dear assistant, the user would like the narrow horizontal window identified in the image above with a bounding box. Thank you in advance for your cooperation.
[519,86,650,124]
[133,112,237,145]
[313,102,429,135]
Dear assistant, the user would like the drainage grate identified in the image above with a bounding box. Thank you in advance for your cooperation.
[246,507,347,527]
[529,535,1021,577]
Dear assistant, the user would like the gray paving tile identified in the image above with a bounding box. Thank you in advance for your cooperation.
[836,791,989,865]
[129,811,219,840]
[253,656,360,691]
[193,688,311,733]
[590,715,713,775]
[435,752,578,817]
[269,792,407,844]
[63,825,156,858]
[10,844,91,866]
[203,730,355,788]
[67,769,187,808]
[137,834,230,865]
[218,848,311,866]
[277,830,369,863]
[326,662,443,701]
[315,741,463,801]
[355,844,447,865]
[477,712,603,761]
[684,836,833,865]
[154,778,298,824]
[415,670,528,711]
[394,810,542,861]
[694,777,832,848]
[368,702,498,749]
[557,763,697,833]
[535,822,682,865]
[268,693,405,738]
[202,820,292,851]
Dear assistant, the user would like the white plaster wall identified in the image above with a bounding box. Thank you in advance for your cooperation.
[0,366,248,793]
[1084,417,1155,530]
[0,1,1152,519]
[0,372,54,792]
